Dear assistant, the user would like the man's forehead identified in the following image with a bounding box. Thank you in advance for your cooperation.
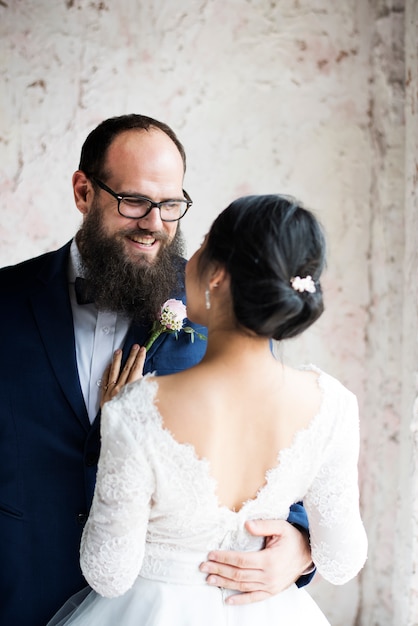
[105,128,183,169]
[110,128,175,151]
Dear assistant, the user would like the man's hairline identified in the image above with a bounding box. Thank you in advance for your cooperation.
[100,127,187,182]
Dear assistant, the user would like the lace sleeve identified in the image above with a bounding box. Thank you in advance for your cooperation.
[80,387,155,598]
[304,389,368,585]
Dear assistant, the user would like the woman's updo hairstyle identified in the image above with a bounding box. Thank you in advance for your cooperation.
[198,194,326,340]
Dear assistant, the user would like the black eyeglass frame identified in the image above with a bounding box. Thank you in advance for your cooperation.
[91,177,193,222]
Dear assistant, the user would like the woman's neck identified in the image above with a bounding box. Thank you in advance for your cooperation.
[200,327,277,369]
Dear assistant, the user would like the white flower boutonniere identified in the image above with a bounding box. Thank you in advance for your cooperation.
[145,299,206,351]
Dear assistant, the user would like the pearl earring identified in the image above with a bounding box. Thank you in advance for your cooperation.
[205,289,211,310]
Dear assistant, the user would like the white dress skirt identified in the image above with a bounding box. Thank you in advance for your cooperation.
[48,562,330,626]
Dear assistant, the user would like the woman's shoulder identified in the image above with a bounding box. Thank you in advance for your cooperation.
[286,364,358,416]
[284,365,360,447]
[102,374,161,433]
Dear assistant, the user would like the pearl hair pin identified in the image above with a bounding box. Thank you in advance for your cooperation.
[290,275,316,294]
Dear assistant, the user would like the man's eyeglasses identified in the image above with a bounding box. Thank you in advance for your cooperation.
[91,177,192,222]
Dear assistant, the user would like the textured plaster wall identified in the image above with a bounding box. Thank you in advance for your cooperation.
[358,2,418,625]
[359,1,406,624]
[392,1,418,624]
[0,1,414,625]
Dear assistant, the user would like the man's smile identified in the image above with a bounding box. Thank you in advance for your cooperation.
[128,234,157,247]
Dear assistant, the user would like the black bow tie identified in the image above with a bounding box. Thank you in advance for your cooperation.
[75,277,96,305]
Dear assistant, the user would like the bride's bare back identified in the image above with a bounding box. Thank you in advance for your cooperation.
[155,359,323,512]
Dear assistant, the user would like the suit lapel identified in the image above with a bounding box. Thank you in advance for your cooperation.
[30,243,90,431]
[123,322,169,372]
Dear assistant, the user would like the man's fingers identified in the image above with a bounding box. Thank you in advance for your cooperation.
[201,564,271,603]
[200,556,263,584]
[199,519,311,603]
[226,590,270,605]
[204,550,262,571]
[244,518,288,537]
[203,569,264,589]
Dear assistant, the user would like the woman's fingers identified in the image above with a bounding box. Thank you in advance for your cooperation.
[101,345,146,407]
[100,351,123,405]
[126,346,146,383]
[107,348,123,386]
[119,344,141,383]
[100,364,112,406]
[102,363,111,386]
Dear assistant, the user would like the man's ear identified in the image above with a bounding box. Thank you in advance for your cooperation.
[72,170,93,216]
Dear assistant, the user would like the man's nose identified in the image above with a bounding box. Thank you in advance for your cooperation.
[135,206,164,231]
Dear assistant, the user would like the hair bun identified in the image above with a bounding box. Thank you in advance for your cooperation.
[198,194,326,340]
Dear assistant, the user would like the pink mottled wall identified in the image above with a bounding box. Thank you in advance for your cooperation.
[0,1,416,624]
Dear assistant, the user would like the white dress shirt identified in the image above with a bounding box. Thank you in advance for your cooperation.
[68,240,131,423]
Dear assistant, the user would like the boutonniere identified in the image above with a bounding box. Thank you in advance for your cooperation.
[145,299,206,351]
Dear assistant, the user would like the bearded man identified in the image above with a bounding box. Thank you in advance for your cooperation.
[0,115,313,626]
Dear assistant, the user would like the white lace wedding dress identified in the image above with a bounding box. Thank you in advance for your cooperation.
[49,366,367,626]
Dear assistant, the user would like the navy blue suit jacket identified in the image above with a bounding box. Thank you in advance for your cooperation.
[0,242,310,626]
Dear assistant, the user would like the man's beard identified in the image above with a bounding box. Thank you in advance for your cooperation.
[76,203,186,325]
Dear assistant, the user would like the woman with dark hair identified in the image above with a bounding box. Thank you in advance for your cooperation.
[49,194,367,625]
